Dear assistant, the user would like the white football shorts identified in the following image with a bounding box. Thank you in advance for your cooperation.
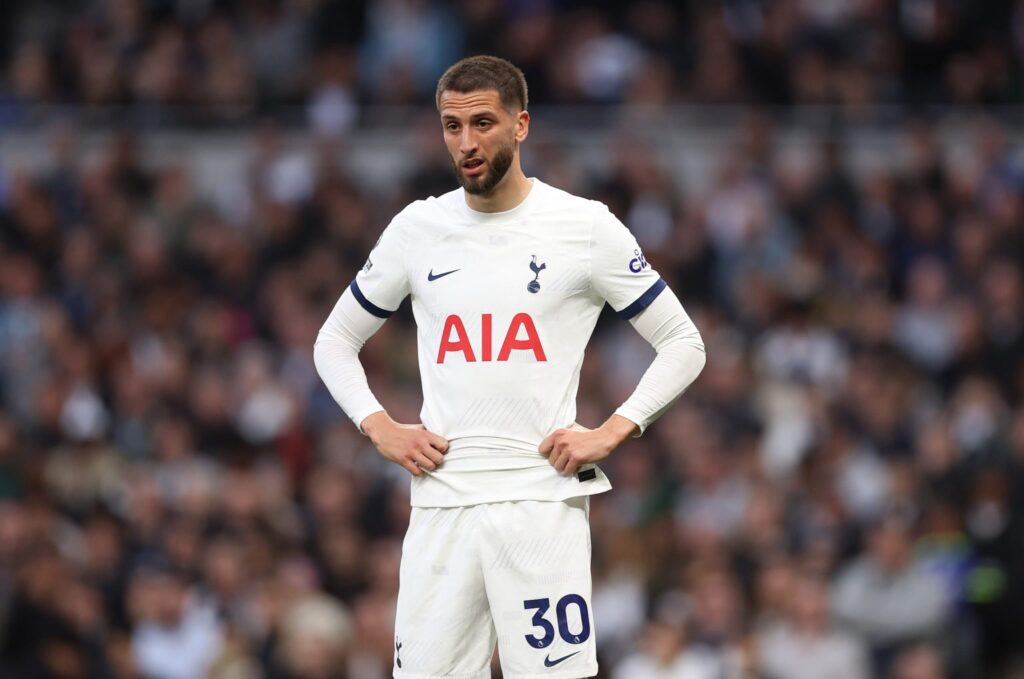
[392,496,597,679]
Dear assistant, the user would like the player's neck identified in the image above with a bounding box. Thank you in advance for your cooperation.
[464,166,533,213]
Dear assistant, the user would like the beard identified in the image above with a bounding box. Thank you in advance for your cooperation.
[452,138,515,195]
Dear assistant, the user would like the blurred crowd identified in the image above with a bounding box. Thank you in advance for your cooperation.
[2,2,1024,679]
[3,0,1024,128]
[2,111,1024,679]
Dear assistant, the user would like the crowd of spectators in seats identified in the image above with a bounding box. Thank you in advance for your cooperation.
[2,0,1023,128]
[3,1,1024,678]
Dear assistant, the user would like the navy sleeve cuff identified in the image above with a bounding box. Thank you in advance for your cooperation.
[350,280,393,319]
[618,278,667,320]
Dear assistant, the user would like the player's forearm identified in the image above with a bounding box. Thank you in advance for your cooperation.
[313,336,385,430]
[597,414,640,447]
[616,288,706,435]
[359,410,393,441]
[314,289,388,431]
[615,341,705,432]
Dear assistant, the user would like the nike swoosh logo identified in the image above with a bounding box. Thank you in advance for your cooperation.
[544,651,580,667]
[427,268,460,282]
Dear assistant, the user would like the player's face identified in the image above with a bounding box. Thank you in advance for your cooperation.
[439,89,528,196]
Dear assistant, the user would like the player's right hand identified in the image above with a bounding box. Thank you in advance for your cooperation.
[360,411,449,476]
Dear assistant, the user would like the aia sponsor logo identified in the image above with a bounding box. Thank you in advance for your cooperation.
[437,313,546,363]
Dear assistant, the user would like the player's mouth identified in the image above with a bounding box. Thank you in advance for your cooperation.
[462,157,486,177]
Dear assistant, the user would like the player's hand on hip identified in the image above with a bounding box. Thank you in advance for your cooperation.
[538,422,614,476]
[361,411,448,476]
[538,416,638,475]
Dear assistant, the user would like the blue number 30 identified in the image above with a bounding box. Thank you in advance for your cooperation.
[523,594,591,649]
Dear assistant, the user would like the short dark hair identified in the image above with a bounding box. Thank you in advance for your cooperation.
[435,56,528,112]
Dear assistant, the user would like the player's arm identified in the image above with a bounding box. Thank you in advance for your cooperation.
[540,204,705,475]
[313,219,448,476]
[540,288,705,474]
[613,286,705,433]
[313,290,448,476]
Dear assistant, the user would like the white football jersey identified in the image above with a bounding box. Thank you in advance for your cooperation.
[352,179,666,507]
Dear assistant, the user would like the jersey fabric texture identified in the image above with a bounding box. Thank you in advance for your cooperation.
[393,497,597,679]
[349,179,666,508]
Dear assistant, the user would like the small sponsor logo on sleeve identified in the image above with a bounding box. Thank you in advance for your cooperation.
[628,249,649,273]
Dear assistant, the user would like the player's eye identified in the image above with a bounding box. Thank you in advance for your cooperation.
[476,120,492,129]
[445,122,460,131]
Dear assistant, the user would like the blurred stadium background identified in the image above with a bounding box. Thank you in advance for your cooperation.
[2,1,1024,678]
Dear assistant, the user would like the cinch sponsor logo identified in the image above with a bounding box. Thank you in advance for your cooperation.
[628,249,649,273]
[437,313,546,363]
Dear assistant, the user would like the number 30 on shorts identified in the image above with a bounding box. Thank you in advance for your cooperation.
[523,594,591,649]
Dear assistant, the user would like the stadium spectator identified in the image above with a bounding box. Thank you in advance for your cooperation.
[756,573,870,679]
[832,512,950,674]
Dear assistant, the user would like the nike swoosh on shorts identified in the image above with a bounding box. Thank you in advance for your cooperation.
[544,650,580,667]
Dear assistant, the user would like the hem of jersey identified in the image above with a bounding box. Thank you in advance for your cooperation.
[502,664,598,679]
[410,483,611,509]
[618,278,667,320]
[393,670,490,679]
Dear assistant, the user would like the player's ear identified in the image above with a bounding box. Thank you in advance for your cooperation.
[515,110,530,143]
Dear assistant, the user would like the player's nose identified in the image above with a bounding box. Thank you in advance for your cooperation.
[459,128,478,155]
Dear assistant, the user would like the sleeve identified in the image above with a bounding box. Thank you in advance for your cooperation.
[313,288,389,432]
[613,280,706,436]
[349,217,411,318]
[589,204,667,319]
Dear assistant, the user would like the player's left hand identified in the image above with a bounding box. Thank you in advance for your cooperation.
[538,416,637,476]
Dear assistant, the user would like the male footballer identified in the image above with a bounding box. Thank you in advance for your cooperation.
[315,55,705,679]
